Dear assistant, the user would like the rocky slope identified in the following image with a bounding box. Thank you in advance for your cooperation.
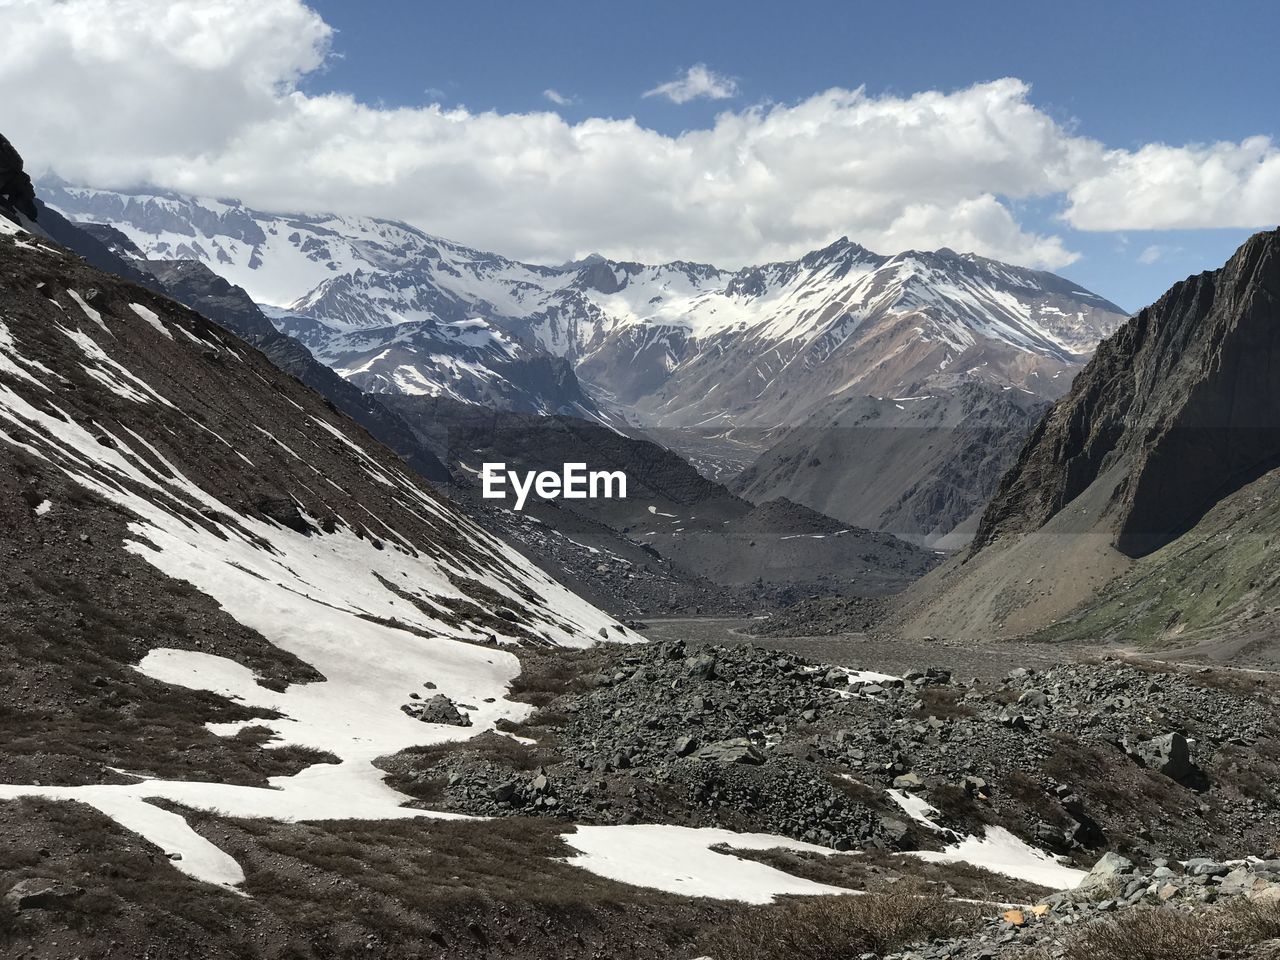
[0,156,794,913]
[895,229,1280,646]
[976,228,1280,557]
[384,636,1280,887]
[733,382,1048,545]
[383,394,938,601]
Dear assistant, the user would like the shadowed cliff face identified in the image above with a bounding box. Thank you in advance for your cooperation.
[0,134,38,223]
[974,229,1280,558]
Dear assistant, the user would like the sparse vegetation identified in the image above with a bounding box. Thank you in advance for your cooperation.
[699,884,984,960]
[1016,899,1280,960]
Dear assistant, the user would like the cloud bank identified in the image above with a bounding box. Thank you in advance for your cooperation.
[3,0,1278,271]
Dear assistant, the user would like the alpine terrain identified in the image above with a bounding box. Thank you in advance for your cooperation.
[897,227,1280,656]
[42,182,1129,542]
[5,115,1280,960]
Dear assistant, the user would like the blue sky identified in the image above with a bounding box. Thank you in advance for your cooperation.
[7,0,1280,313]
[300,0,1278,311]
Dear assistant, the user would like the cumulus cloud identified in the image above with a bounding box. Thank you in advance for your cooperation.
[542,88,575,107]
[643,64,739,104]
[1064,137,1280,231]
[1,0,1277,273]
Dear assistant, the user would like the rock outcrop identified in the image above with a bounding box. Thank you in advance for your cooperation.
[976,229,1280,557]
[0,133,38,223]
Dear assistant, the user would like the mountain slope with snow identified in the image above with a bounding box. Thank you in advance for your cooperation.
[42,182,1128,431]
[0,188,848,905]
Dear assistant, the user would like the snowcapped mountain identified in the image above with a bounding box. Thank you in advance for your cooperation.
[41,181,1128,430]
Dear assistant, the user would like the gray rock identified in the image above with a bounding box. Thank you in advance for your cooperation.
[877,816,910,845]
[692,738,765,765]
[1185,857,1228,877]
[489,780,517,803]
[892,772,924,792]
[1018,689,1050,709]
[686,654,717,681]
[1133,732,1203,788]
[673,735,699,757]
[403,694,472,727]
[4,878,84,911]
[1078,852,1136,892]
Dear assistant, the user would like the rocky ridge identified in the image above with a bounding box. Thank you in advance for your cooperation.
[977,228,1280,558]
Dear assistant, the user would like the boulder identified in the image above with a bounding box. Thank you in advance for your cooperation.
[672,735,699,758]
[1184,857,1228,878]
[488,780,517,804]
[404,694,472,727]
[1018,689,1050,709]
[255,495,312,535]
[4,878,84,911]
[686,654,717,681]
[876,816,910,846]
[892,772,924,792]
[1133,733,1205,788]
[1077,852,1136,892]
[692,738,764,765]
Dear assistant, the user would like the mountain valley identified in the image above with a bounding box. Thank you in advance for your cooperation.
[42,180,1130,544]
[5,123,1280,960]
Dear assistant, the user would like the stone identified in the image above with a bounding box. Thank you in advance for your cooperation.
[1077,852,1136,892]
[692,738,764,765]
[686,654,717,681]
[673,735,699,757]
[892,772,924,792]
[876,816,910,845]
[1133,733,1204,788]
[489,780,517,803]
[1018,689,1050,709]
[961,775,988,796]
[405,694,472,727]
[4,879,84,911]
[1184,857,1228,878]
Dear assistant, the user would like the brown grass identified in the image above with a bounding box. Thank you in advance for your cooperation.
[699,884,983,960]
[505,644,619,708]
[1017,900,1280,960]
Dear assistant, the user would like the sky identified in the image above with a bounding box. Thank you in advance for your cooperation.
[3,0,1279,311]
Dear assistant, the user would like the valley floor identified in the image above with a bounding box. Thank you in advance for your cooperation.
[643,616,1080,682]
[6,614,1280,959]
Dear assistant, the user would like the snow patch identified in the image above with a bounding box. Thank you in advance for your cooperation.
[129,303,172,339]
[563,824,850,904]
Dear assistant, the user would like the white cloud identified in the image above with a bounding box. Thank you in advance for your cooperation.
[543,88,575,107]
[2,0,1277,274]
[1137,244,1165,265]
[643,64,738,104]
[1064,137,1280,230]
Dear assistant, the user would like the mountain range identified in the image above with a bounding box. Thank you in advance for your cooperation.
[40,180,1129,541]
[42,182,1127,425]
